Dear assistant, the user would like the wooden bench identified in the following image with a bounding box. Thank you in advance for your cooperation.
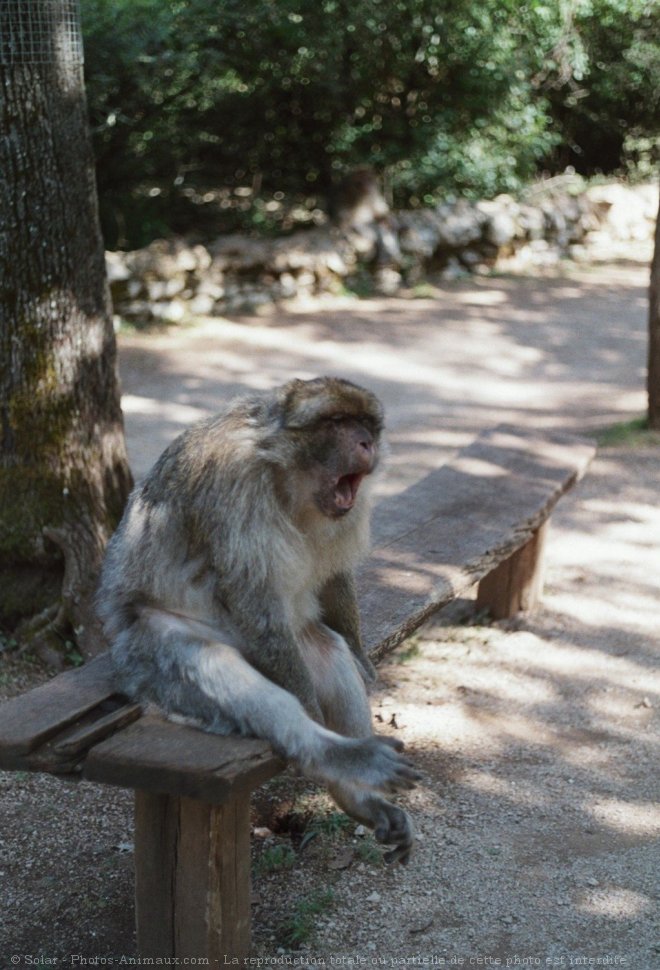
[0,425,595,960]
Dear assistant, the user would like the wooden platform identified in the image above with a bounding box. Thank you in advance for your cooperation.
[0,424,595,960]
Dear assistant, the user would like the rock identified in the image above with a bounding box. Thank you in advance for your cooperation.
[189,293,216,316]
[146,277,186,301]
[518,203,546,240]
[398,210,442,258]
[150,299,187,323]
[477,196,521,249]
[374,266,402,295]
[105,251,130,283]
[439,256,468,281]
[435,199,486,249]
[585,182,657,241]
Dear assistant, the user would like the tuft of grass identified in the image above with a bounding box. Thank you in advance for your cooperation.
[411,282,440,299]
[63,641,84,667]
[308,811,352,838]
[278,888,335,947]
[253,843,296,876]
[394,638,421,664]
[0,633,18,653]
[596,417,660,448]
[355,839,384,865]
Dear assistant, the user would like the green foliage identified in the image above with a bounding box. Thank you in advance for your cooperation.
[254,842,297,875]
[307,810,352,838]
[395,637,422,664]
[536,0,660,175]
[278,888,335,947]
[80,0,659,247]
[596,417,660,448]
[355,839,384,865]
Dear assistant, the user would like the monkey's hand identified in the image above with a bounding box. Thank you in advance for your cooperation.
[317,733,420,794]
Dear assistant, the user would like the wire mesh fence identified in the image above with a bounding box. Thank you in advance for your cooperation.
[0,0,84,66]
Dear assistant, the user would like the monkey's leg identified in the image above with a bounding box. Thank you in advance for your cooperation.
[303,626,416,864]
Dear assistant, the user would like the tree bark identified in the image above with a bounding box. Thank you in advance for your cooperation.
[0,3,133,656]
[649,179,660,430]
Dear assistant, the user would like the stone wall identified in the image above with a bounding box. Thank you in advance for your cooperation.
[107,180,659,324]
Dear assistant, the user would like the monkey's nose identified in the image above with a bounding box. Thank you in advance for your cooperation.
[358,438,376,466]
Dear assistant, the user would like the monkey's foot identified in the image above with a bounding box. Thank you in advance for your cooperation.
[373,800,415,865]
[330,785,416,866]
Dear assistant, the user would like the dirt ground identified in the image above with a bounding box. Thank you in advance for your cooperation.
[1,250,658,967]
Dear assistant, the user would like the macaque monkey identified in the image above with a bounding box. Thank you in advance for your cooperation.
[97,377,418,863]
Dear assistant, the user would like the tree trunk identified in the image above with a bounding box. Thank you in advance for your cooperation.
[0,3,133,657]
[649,179,660,430]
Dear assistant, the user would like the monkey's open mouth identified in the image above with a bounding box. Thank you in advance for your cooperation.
[334,473,365,512]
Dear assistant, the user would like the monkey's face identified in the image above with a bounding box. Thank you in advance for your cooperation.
[308,415,380,519]
[274,377,384,521]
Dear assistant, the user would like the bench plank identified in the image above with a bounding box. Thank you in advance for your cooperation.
[52,702,143,757]
[0,653,116,762]
[362,426,594,659]
[84,714,283,803]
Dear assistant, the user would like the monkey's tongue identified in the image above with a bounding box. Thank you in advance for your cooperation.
[335,473,364,510]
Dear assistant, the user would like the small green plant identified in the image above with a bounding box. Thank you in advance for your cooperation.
[0,634,18,653]
[64,641,84,667]
[254,843,296,876]
[278,888,335,947]
[411,282,441,299]
[308,811,352,838]
[355,839,383,865]
[395,638,421,664]
[596,417,660,448]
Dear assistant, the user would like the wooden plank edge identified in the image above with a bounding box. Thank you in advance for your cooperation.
[0,653,116,759]
[83,736,283,805]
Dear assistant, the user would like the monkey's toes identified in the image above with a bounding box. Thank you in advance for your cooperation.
[384,844,412,865]
[374,806,414,865]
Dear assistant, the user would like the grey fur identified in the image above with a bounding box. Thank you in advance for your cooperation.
[96,377,418,863]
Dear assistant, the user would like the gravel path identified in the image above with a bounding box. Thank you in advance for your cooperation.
[1,253,658,967]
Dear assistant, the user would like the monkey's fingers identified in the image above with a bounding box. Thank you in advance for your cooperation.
[374,743,422,790]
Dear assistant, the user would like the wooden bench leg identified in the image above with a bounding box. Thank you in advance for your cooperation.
[476,521,549,620]
[134,789,252,960]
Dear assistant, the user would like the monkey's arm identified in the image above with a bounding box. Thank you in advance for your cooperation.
[217,595,324,721]
[319,572,376,684]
